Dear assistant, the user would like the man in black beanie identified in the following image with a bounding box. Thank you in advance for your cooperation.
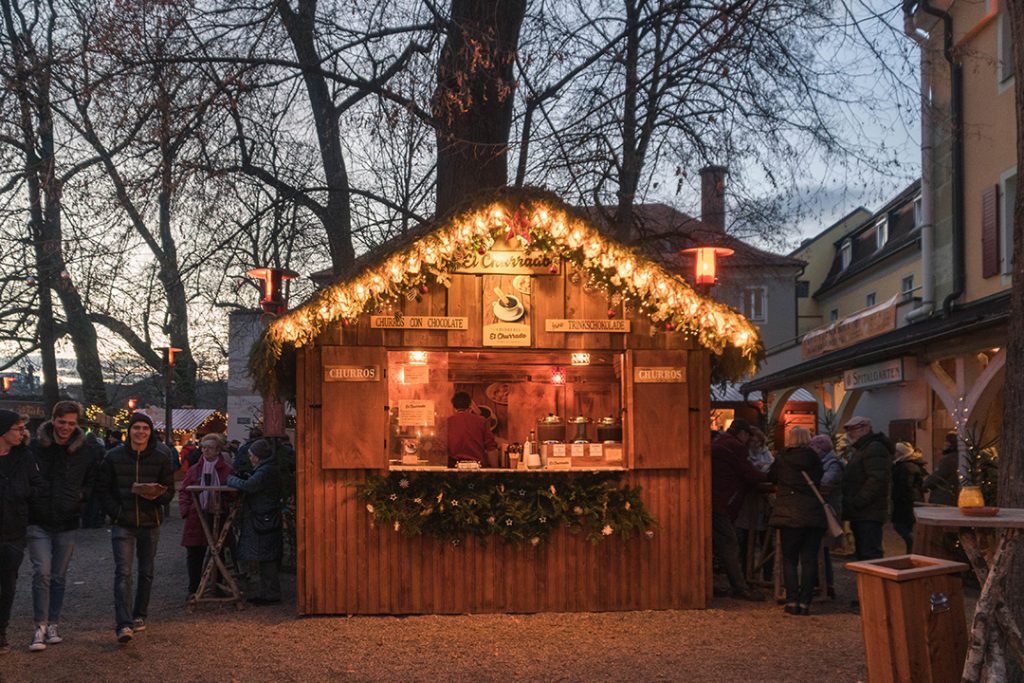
[96,412,175,643]
[0,410,43,654]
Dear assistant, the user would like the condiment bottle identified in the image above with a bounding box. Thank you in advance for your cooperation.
[525,430,541,469]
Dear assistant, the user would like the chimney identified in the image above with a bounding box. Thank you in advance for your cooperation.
[700,165,728,232]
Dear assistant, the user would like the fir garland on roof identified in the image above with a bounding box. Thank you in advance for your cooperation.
[249,188,763,398]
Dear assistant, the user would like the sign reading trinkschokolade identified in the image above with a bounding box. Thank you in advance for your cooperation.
[545,319,631,333]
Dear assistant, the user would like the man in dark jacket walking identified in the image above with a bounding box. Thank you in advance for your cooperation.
[0,410,43,654]
[710,419,768,601]
[26,401,103,651]
[96,413,175,644]
[841,416,893,562]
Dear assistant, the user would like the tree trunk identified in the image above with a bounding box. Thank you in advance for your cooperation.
[156,71,197,406]
[433,0,526,216]
[1000,3,1024,682]
[39,101,107,408]
[613,0,642,242]
[2,0,107,409]
[276,0,355,275]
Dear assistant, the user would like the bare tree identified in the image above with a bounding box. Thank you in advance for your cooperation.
[0,0,107,408]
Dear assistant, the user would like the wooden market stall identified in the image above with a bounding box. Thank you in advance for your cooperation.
[251,189,761,615]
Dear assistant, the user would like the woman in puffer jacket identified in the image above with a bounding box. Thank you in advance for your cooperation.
[769,427,825,615]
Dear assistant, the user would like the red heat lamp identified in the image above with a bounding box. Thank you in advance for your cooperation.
[682,246,734,287]
[1,376,15,393]
[162,347,183,366]
[247,267,300,315]
[127,398,138,410]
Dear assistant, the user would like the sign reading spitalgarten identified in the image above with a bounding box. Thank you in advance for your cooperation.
[843,359,905,391]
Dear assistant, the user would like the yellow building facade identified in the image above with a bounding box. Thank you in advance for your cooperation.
[745,0,1012,469]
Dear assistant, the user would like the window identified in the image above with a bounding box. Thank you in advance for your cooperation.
[999,7,1016,85]
[865,292,876,307]
[913,197,923,229]
[840,241,852,270]
[796,280,809,298]
[875,218,889,250]
[829,308,839,322]
[1002,170,1017,275]
[741,287,767,322]
[901,275,915,301]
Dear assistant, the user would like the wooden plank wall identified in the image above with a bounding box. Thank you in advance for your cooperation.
[293,266,712,614]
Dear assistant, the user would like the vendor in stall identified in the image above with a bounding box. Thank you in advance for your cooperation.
[446,392,498,468]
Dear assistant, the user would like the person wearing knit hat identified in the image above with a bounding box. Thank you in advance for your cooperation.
[891,442,927,554]
[95,411,175,644]
[1,410,42,654]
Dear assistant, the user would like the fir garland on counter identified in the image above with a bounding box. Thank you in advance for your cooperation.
[356,471,655,547]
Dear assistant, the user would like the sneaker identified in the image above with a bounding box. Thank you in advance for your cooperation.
[132,618,146,632]
[29,625,47,652]
[116,626,133,644]
[798,603,811,616]
[44,624,62,644]
[783,603,799,615]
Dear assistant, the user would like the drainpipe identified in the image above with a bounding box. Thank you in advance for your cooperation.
[918,1,966,315]
[903,2,935,323]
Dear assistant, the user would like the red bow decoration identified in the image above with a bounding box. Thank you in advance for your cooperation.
[504,210,531,245]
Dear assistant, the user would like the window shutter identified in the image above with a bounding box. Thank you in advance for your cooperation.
[982,185,1000,278]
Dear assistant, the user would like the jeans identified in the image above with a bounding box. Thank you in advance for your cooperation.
[111,525,160,630]
[779,526,824,606]
[850,520,885,561]
[26,525,76,625]
[893,520,914,554]
[712,511,749,592]
[0,541,26,633]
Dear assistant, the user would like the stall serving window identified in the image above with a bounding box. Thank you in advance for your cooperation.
[386,350,624,470]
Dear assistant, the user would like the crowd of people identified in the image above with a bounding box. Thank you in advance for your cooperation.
[0,402,285,654]
[711,415,960,616]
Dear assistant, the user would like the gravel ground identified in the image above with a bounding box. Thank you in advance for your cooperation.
[1,496,968,683]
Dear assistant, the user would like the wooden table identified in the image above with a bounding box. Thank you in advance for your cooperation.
[184,485,245,611]
[914,506,1024,681]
